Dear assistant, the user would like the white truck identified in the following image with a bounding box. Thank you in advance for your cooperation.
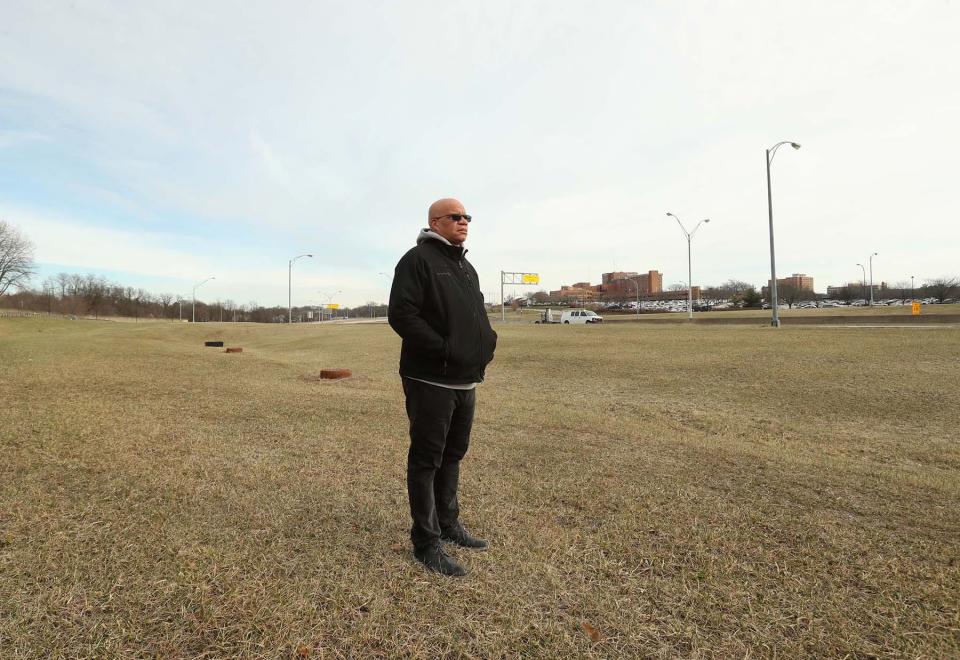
[560,309,603,324]
[535,308,604,324]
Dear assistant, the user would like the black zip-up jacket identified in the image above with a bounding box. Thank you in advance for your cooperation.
[388,230,497,385]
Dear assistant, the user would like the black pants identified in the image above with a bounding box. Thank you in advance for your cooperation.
[402,378,476,551]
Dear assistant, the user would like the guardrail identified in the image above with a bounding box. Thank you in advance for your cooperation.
[0,311,43,318]
[0,312,82,319]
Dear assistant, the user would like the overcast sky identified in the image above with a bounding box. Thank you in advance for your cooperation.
[2,1,958,307]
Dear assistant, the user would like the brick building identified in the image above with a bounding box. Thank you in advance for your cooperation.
[548,282,602,301]
[657,287,702,301]
[548,269,664,302]
[601,270,664,296]
[827,282,886,298]
[762,273,814,298]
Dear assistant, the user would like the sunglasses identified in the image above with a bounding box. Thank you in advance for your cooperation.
[432,213,472,223]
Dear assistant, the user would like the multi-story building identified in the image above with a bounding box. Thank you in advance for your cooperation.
[601,270,664,296]
[602,271,639,285]
[763,273,814,298]
[827,282,886,298]
[549,269,664,303]
[548,283,602,301]
[658,287,702,301]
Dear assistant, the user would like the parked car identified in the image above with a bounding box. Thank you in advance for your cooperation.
[560,309,604,324]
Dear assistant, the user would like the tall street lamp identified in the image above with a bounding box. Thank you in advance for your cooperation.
[911,275,915,302]
[288,254,314,323]
[192,276,215,323]
[765,140,801,327]
[868,252,879,306]
[856,263,867,302]
[378,272,393,320]
[666,212,710,320]
[629,277,640,318]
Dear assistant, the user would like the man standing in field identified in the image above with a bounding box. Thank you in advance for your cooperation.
[388,198,498,577]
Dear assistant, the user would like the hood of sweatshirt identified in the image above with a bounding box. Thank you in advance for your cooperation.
[417,228,466,256]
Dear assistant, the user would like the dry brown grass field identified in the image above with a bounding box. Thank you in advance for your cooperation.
[2,318,958,658]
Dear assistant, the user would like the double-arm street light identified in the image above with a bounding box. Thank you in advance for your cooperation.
[192,276,215,323]
[765,140,801,327]
[666,212,710,320]
[318,289,342,321]
[868,252,879,306]
[288,254,314,324]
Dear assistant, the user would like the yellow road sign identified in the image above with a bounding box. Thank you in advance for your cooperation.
[912,302,921,315]
[521,273,540,284]
[325,303,340,309]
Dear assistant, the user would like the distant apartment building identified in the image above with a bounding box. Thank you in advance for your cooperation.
[762,273,814,298]
[548,282,602,301]
[658,286,702,301]
[602,270,663,296]
[549,269,664,302]
[827,282,886,298]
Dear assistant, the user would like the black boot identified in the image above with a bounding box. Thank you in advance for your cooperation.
[414,544,467,577]
[441,524,489,550]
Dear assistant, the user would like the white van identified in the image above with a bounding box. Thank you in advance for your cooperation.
[560,309,604,324]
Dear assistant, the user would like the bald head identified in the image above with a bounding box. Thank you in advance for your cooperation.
[427,197,469,246]
[427,198,464,222]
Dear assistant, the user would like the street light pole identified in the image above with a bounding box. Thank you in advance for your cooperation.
[765,140,801,327]
[192,276,215,323]
[318,289,342,321]
[288,254,314,324]
[630,278,640,318]
[666,212,710,320]
[911,275,915,302]
[868,252,879,306]
[856,263,867,302]
[378,272,393,320]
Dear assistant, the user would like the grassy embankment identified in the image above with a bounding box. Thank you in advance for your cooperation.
[1,318,958,657]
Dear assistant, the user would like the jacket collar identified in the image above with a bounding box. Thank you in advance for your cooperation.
[417,228,467,258]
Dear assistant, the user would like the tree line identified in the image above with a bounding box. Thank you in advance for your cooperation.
[2,220,957,318]
[0,220,389,322]
[2,272,389,322]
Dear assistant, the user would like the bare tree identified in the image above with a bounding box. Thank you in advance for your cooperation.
[890,280,912,302]
[924,277,959,304]
[158,293,174,317]
[0,220,36,296]
[707,279,754,299]
[55,272,71,298]
[525,290,550,304]
[831,285,855,303]
[778,283,813,309]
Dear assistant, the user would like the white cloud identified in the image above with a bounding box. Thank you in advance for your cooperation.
[0,129,51,148]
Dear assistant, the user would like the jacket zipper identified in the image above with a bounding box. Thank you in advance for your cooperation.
[460,258,485,381]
